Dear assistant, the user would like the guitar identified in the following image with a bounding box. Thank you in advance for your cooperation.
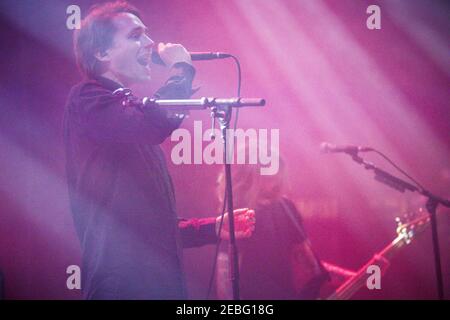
[327,209,430,300]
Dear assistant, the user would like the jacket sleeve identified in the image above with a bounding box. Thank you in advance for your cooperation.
[178,217,218,248]
[154,62,197,99]
[79,63,196,145]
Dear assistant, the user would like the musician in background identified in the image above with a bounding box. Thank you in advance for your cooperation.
[215,154,329,299]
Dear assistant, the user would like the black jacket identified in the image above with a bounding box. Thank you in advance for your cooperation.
[63,65,216,299]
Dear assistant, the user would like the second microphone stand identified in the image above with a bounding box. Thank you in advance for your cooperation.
[349,152,449,300]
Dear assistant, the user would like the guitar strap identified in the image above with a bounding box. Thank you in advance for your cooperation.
[280,198,330,282]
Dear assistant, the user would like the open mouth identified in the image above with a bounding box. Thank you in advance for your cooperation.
[137,51,152,67]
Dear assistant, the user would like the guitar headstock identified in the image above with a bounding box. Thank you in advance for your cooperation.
[395,208,430,245]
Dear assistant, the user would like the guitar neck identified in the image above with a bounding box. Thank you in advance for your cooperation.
[327,235,406,300]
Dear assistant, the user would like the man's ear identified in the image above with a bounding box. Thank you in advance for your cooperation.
[94,49,111,62]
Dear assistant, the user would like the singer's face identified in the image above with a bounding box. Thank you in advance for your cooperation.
[105,13,154,84]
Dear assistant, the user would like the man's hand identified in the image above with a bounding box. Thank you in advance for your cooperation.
[216,208,255,240]
[157,42,192,68]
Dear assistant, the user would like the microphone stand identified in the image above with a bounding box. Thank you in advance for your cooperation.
[349,152,449,300]
[113,88,265,300]
[211,105,240,300]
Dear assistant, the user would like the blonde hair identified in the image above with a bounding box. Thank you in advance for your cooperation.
[216,155,287,209]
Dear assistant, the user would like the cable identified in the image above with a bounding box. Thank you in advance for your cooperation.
[206,54,241,299]
[230,55,242,131]
[371,149,426,192]
[206,188,226,299]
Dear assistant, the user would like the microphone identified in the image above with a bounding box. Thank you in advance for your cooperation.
[151,51,231,66]
[320,142,373,154]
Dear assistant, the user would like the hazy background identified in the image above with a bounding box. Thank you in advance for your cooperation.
[0,0,449,299]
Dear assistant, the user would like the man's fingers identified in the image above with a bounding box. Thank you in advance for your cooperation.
[246,210,255,219]
[158,42,165,52]
[233,208,249,214]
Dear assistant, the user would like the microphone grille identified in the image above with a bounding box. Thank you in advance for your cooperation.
[320,142,332,153]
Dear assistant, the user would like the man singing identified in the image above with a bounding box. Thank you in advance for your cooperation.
[63,1,254,299]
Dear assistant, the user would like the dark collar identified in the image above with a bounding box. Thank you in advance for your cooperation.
[92,75,124,92]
